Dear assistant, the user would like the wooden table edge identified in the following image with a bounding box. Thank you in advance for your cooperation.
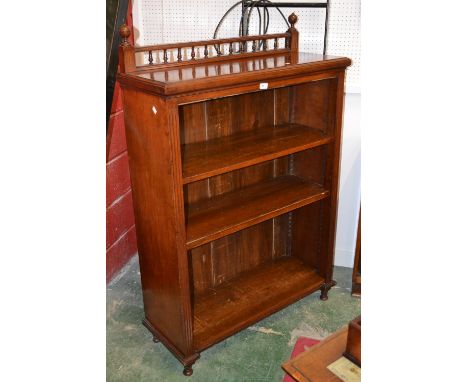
[282,326,349,382]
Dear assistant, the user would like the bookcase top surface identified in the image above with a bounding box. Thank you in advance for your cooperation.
[118,52,351,96]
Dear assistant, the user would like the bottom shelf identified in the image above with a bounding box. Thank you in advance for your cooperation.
[193,256,324,351]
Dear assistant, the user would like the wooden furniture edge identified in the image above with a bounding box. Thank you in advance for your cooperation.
[118,13,299,75]
[143,318,200,375]
[282,326,348,382]
[352,208,361,296]
[194,275,325,352]
[182,126,334,184]
[343,316,361,367]
[116,12,351,97]
[117,57,352,96]
[186,186,330,249]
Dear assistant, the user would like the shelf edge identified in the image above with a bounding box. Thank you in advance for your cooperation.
[186,187,329,250]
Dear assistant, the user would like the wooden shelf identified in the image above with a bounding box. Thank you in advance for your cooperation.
[193,256,324,351]
[182,124,333,184]
[186,175,329,249]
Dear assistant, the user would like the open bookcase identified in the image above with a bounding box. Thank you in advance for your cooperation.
[117,14,351,376]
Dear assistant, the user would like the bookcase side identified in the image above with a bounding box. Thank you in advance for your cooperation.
[120,88,195,362]
[319,70,347,300]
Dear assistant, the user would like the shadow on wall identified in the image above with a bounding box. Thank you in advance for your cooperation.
[335,93,361,268]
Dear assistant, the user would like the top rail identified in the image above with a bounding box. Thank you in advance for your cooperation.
[134,33,290,53]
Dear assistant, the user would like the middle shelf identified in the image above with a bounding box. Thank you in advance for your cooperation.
[182,123,333,184]
[186,175,329,249]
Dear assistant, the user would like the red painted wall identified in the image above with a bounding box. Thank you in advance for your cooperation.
[106,1,137,283]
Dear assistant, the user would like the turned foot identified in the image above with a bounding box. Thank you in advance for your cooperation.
[152,336,159,343]
[183,365,193,376]
[320,287,329,301]
[320,280,337,301]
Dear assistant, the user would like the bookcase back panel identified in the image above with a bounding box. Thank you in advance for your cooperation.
[189,203,327,297]
[189,217,289,296]
[290,202,324,270]
[179,90,276,146]
[181,89,294,296]
[291,146,327,185]
[178,77,338,333]
[186,160,290,295]
[179,79,336,151]
[180,89,281,203]
[290,79,337,135]
[186,143,327,295]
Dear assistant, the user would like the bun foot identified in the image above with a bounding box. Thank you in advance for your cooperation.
[320,280,337,301]
[319,291,329,301]
[183,365,193,376]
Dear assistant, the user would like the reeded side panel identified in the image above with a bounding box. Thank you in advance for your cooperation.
[121,89,193,357]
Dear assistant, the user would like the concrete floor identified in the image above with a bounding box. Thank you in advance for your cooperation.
[107,256,360,381]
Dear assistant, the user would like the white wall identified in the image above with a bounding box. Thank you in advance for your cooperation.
[132,0,361,267]
[335,93,361,267]
[133,0,360,91]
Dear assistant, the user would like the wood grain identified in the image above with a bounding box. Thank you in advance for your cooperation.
[118,53,351,96]
[282,327,349,382]
[117,18,351,374]
[186,175,329,249]
[193,256,324,351]
[352,210,361,296]
[120,89,192,358]
[344,316,361,367]
[182,124,332,184]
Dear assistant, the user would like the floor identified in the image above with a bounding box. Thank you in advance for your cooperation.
[107,256,361,382]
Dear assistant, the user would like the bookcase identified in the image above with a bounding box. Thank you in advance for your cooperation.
[117,14,351,376]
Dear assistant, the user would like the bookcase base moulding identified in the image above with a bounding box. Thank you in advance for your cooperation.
[117,14,351,376]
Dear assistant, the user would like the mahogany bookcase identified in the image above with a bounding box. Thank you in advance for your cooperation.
[117,14,351,376]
